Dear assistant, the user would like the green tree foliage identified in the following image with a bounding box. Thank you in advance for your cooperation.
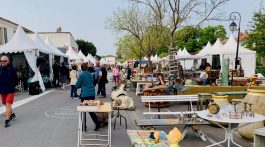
[197,25,227,46]
[76,39,97,56]
[174,26,199,52]
[245,12,265,57]
[174,25,226,53]
[115,35,141,60]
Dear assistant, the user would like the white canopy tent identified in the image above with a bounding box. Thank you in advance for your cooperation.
[206,38,223,66]
[175,48,198,70]
[78,50,89,63]
[197,42,212,56]
[151,54,160,62]
[221,35,256,76]
[65,47,81,61]
[199,36,256,76]
[0,26,45,91]
[87,54,96,64]
[32,33,54,81]
[44,37,66,57]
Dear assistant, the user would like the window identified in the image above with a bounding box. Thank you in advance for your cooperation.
[4,27,8,43]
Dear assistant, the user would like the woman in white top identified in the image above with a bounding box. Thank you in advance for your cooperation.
[69,65,79,99]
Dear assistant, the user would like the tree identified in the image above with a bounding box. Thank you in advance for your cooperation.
[245,12,265,57]
[108,4,166,66]
[76,39,97,56]
[174,25,226,53]
[130,0,228,48]
[115,35,141,60]
[197,25,226,47]
[174,26,199,52]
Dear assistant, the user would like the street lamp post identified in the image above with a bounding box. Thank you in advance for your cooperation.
[229,12,241,69]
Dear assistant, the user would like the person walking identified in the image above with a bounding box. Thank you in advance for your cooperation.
[0,56,18,128]
[59,62,69,90]
[75,63,100,131]
[52,61,60,88]
[69,65,79,99]
[112,64,120,85]
[97,64,107,98]
[126,65,132,80]
[94,61,101,93]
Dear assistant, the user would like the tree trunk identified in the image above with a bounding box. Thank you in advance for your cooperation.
[169,34,174,48]
[148,57,152,67]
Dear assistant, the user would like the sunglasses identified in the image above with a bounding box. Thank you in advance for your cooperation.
[0,60,7,63]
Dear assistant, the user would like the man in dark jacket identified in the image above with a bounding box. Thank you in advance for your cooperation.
[0,56,18,128]
[98,64,107,97]
[52,61,60,88]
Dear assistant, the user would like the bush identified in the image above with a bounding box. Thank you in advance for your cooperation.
[256,66,265,76]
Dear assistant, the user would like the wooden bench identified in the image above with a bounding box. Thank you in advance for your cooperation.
[140,95,208,141]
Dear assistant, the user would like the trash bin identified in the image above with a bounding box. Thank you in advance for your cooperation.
[28,81,40,95]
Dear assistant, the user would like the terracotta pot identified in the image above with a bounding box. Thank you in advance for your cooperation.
[238,89,265,140]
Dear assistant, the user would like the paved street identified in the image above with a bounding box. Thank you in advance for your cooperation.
[0,82,253,147]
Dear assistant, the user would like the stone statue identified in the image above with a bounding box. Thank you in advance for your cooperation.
[220,58,230,86]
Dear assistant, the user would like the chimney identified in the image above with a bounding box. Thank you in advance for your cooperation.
[56,27,62,32]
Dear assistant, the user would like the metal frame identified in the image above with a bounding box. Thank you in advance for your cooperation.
[77,112,111,147]
[207,122,250,147]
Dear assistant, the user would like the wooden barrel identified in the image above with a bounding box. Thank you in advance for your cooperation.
[238,89,265,140]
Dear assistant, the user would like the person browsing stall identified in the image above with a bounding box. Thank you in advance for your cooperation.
[75,63,100,131]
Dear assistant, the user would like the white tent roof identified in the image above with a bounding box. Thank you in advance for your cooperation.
[45,37,66,57]
[197,42,212,56]
[151,54,159,62]
[177,49,183,56]
[222,35,256,55]
[0,26,44,54]
[32,33,52,54]
[66,47,80,60]
[78,50,89,62]
[206,38,223,55]
[182,48,191,56]
[87,53,96,64]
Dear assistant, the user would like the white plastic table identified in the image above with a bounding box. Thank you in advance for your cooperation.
[197,110,265,147]
[77,102,112,147]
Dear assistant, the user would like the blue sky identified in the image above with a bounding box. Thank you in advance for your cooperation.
[0,0,263,56]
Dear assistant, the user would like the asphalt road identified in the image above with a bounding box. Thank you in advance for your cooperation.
[0,82,253,147]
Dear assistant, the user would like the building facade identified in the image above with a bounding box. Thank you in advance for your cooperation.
[28,30,78,54]
[0,17,32,45]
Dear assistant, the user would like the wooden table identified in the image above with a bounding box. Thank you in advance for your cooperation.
[77,102,112,147]
[127,130,169,147]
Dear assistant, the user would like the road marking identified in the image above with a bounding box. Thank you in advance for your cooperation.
[45,107,78,119]
[0,90,55,114]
